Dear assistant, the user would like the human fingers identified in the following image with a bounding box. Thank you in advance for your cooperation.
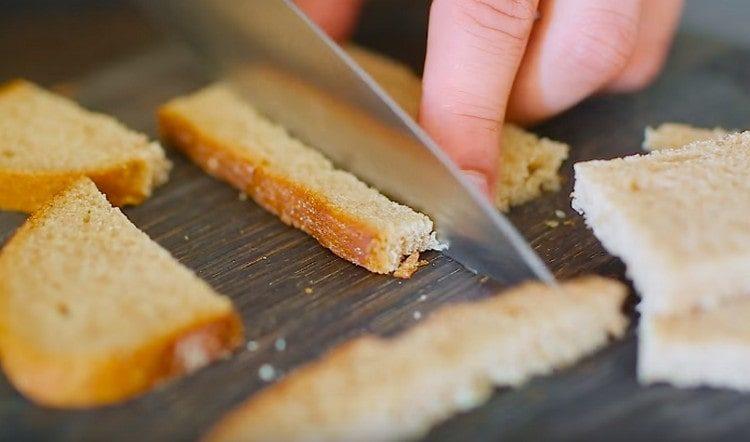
[506,0,642,124]
[419,0,541,195]
[605,0,683,92]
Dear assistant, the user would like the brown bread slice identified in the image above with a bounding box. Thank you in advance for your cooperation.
[0,79,170,212]
[346,45,569,211]
[158,85,439,275]
[0,178,243,408]
[206,276,628,442]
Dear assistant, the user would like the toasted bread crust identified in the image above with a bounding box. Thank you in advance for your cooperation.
[0,160,155,212]
[0,312,243,408]
[158,108,392,273]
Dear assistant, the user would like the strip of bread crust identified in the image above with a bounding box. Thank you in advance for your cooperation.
[158,85,438,275]
[0,80,171,212]
[572,132,750,314]
[346,45,569,212]
[643,123,728,151]
[639,302,750,391]
[206,276,628,442]
[0,178,243,408]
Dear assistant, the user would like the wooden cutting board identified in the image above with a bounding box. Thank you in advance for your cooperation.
[2,32,750,441]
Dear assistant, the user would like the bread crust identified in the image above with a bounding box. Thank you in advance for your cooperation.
[0,311,243,408]
[158,108,393,273]
[205,276,628,441]
[0,160,155,213]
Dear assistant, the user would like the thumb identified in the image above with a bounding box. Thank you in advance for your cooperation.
[419,0,539,195]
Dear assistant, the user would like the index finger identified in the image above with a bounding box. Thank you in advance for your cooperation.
[419,0,540,195]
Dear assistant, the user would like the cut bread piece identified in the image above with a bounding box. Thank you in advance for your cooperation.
[495,124,569,211]
[345,45,569,211]
[158,85,438,275]
[643,123,728,151]
[0,79,171,213]
[206,276,628,442]
[572,132,750,314]
[639,304,750,391]
[0,178,243,408]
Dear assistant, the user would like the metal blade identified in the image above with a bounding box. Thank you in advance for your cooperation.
[144,0,555,286]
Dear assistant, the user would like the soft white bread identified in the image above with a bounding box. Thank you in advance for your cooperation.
[639,302,750,391]
[0,178,243,408]
[158,85,438,275]
[206,276,628,442]
[643,123,728,151]
[0,79,171,212]
[572,132,750,314]
[345,45,569,211]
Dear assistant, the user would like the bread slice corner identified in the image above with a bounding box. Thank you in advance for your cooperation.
[0,177,243,408]
[0,79,171,213]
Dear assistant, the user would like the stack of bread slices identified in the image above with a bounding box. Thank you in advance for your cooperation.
[573,122,750,391]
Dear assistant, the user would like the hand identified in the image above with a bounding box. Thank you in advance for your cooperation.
[295,0,683,197]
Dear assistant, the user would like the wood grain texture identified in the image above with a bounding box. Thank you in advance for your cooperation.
[2,27,750,442]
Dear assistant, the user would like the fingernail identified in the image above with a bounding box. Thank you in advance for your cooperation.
[461,170,491,198]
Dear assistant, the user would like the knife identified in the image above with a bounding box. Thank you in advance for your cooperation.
[144,0,555,286]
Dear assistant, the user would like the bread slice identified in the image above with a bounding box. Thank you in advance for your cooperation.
[345,45,569,211]
[206,276,628,442]
[572,132,750,314]
[643,123,728,151]
[0,178,243,408]
[158,85,439,275]
[639,304,750,391]
[0,79,171,213]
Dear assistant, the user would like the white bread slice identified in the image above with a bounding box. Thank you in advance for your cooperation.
[158,85,438,275]
[0,79,171,213]
[643,123,728,151]
[0,178,243,408]
[639,305,750,391]
[572,132,750,314]
[345,45,569,211]
[206,276,628,442]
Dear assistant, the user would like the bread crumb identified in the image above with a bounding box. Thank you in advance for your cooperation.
[554,210,566,219]
[304,287,313,295]
[183,235,190,241]
[246,340,259,352]
[544,220,559,228]
[238,192,248,201]
[394,253,424,279]
[479,276,490,284]
[207,157,219,171]
[274,338,286,352]
[563,219,575,226]
[413,311,422,320]
[258,364,275,382]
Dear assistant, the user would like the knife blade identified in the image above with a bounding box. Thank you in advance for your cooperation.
[145,0,555,286]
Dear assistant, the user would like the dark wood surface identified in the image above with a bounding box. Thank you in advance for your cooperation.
[3,4,750,441]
